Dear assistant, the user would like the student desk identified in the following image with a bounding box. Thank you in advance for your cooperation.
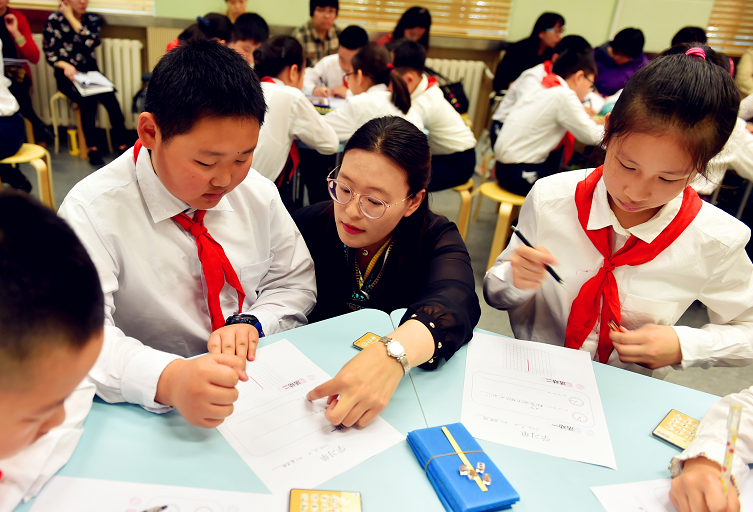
[14,309,720,511]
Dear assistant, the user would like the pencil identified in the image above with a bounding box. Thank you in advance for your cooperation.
[721,404,742,495]
[510,225,567,289]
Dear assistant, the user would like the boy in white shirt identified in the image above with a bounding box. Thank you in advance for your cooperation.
[58,41,317,429]
[0,192,103,511]
[392,39,477,191]
[227,13,269,66]
[495,48,604,196]
[303,25,367,98]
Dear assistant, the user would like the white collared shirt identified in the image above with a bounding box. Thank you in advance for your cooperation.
[698,118,753,195]
[323,83,425,141]
[410,75,476,155]
[254,78,340,181]
[58,146,316,411]
[495,76,604,165]
[740,92,753,121]
[492,62,548,124]
[670,386,753,490]
[483,169,753,379]
[302,53,353,97]
[0,41,19,117]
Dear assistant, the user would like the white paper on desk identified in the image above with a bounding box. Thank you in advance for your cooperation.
[216,339,404,494]
[29,475,285,511]
[461,332,617,469]
[590,474,753,511]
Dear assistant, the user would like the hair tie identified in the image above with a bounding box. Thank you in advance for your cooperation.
[197,16,210,27]
[387,63,394,71]
[685,47,706,60]
[729,57,735,77]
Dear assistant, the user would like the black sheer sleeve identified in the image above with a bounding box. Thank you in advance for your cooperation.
[399,217,481,370]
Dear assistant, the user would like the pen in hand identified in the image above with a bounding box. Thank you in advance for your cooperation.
[510,225,567,289]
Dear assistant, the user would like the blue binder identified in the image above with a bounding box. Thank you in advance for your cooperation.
[407,423,520,512]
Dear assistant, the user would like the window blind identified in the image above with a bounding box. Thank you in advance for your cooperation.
[14,0,154,16]
[707,0,753,56]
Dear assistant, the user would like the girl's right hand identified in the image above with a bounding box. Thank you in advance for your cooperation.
[509,245,558,290]
[669,457,740,512]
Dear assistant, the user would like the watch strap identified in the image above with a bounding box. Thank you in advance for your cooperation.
[224,314,264,338]
[379,336,410,376]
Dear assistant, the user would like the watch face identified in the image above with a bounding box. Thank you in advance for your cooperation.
[388,342,404,356]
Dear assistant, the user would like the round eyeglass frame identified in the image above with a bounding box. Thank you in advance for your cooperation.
[326,167,413,220]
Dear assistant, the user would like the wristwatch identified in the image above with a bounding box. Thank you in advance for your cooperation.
[224,314,264,338]
[379,336,410,377]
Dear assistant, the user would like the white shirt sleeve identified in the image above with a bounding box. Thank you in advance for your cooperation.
[556,91,605,146]
[0,379,95,512]
[740,93,753,121]
[730,122,753,182]
[670,386,753,491]
[303,64,324,97]
[673,226,753,368]
[291,95,339,155]
[323,99,359,141]
[406,107,425,132]
[242,193,317,334]
[57,198,181,412]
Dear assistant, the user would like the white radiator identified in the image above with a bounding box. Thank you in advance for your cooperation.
[29,34,143,131]
[425,58,492,124]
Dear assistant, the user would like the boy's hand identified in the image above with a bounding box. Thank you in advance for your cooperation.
[331,85,349,98]
[313,86,331,97]
[155,354,248,428]
[207,323,259,371]
[509,245,558,290]
[670,457,740,512]
[611,324,682,368]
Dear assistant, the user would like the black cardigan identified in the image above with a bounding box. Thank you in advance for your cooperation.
[493,38,554,93]
[292,201,481,370]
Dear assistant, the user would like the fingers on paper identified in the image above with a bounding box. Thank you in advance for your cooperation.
[306,379,339,402]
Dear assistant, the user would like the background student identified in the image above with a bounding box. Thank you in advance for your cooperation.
[293,116,480,427]
[224,0,245,24]
[43,0,128,167]
[392,39,477,191]
[0,191,103,510]
[375,6,431,50]
[493,12,564,94]
[671,26,707,47]
[593,28,649,96]
[167,13,233,52]
[228,13,269,65]
[57,41,316,429]
[495,48,604,196]
[485,45,753,379]
[323,43,423,141]
[304,25,367,97]
[0,40,27,192]
[669,386,750,512]
[252,35,339,210]
[293,0,340,68]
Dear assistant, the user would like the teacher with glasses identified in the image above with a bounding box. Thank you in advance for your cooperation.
[292,116,480,428]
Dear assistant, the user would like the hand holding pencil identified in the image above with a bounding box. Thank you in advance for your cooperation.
[508,226,567,291]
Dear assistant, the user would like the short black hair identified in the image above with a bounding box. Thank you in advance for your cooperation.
[253,36,305,79]
[611,28,645,59]
[232,13,269,44]
[530,12,565,39]
[145,40,266,142]
[552,47,598,80]
[392,38,426,74]
[339,25,368,50]
[554,35,591,57]
[310,0,338,16]
[672,26,707,47]
[0,191,103,367]
[199,13,233,42]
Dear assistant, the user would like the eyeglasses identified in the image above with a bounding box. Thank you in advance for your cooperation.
[343,71,356,82]
[327,167,412,219]
[545,26,565,35]
[584,75,595,93]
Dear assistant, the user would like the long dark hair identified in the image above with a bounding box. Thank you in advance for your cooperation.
[604,43,739,177]
[253,36,305,79]
[392,7,431,49]
[178,13,233,43]
[351,44,411,114]
[529,12,564,40]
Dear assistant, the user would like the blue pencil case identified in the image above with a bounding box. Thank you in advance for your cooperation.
[407,423,520,512]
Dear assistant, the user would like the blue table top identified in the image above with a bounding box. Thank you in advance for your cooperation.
[15,309,721,512]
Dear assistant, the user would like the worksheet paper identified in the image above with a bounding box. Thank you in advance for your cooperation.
[216,339,404,494]
[590,474,753,511]
[461,332,617,469]
[29,476,285,511]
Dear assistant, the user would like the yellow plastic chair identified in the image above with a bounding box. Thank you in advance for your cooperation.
[473,180,526,270]
[50,91,112,160]
[0,144,55,208]
[450,178,474,241]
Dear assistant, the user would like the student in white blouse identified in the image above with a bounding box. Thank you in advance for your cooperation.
[251,36,339,204]
[303,25,367,98]
[323,43,423,141]
[484,45,753,378]
[669,387,751,512]
[58,41,316,428]
[0,40,29,192]
[392,39,477,191]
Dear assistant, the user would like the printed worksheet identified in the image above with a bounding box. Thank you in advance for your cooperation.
[29,476,285,511]
[216,339,404,494]
[590,474,753,511]
[461,332,617,469]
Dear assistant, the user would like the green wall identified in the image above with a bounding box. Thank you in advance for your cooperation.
[155,0,310,27]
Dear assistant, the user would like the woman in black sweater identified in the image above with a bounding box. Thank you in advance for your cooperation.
[292,116,480,428]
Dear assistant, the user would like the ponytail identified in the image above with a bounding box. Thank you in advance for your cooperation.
[352,43,412,114]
